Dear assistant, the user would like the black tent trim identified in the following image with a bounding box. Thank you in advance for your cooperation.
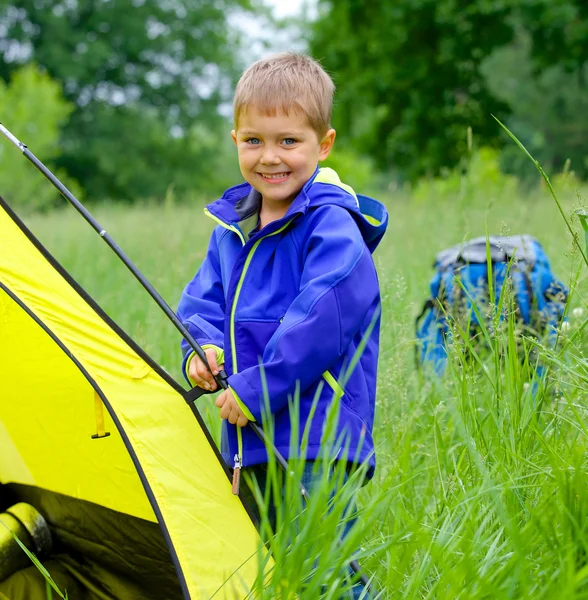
[0,196,231,482]
[0,279,191,599]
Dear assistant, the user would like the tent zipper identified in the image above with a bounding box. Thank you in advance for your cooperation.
[232,428,243,495]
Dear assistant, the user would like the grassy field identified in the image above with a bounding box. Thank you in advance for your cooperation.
[23,173,588,599]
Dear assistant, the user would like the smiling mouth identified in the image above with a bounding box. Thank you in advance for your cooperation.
[258,172,291,182]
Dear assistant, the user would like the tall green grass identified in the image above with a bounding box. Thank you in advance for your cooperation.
[21,165,588,598]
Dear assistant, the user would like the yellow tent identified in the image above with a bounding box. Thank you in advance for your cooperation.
[0,197,262,599]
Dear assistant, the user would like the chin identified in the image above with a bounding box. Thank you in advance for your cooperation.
[272,189,299,202]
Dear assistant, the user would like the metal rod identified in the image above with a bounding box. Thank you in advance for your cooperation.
[0,121,372,589]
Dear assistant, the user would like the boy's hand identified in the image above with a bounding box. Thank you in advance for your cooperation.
[215,389,249,428]
[188,348,222,391]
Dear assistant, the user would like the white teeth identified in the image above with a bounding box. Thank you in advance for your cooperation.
[261,173,289,179]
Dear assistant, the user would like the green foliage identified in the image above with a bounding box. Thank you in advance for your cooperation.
[495,116,588,269]
[412,146,519,205]
[322,145,379,192]
[519,0,588,72]
[0,64,82,211]
[482,31,588,181]
[310,1,588,185]
[0,0,250,201]
[62,105,240,201]
[578,210,588,256]
[310,0,513,181]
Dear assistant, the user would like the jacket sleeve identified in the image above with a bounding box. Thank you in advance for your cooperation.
[228,205,380,420]
[176,229,226,378]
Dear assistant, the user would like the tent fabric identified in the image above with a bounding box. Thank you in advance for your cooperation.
[0,198,263,599]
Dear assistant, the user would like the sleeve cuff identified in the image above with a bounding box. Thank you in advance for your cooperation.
[183,350,197,385]
[202,344,225,368]
[230,386,256,422]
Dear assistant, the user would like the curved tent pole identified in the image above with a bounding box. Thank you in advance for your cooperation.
[0,122,372,590]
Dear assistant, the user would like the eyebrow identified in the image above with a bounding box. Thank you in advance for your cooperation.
[238,130,306,137]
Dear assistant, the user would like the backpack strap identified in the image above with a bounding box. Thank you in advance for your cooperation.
[511,261,535,326]
[415,298,436,328]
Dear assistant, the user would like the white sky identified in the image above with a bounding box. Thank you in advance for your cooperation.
[268,0,314,19]
[230,0,318,60]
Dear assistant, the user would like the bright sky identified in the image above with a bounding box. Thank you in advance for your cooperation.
[230,0,318,60]
[268,0,314,19]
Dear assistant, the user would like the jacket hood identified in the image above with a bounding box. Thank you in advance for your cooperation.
[206,167,389,253]
[306,167,388,253]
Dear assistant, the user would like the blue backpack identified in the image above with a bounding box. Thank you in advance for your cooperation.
[415,235,568,374]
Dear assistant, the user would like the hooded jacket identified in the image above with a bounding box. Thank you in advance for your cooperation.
[177,167,388,477]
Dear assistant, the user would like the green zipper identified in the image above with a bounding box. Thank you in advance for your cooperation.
[229,220,292,480]
[205,209,293,480]
[204,207,246,246]
[229,219,293,374]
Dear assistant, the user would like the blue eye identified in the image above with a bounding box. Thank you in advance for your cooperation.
[245,138,261,145]
[282,138,297,146]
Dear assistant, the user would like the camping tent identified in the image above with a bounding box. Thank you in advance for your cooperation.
[0,197,263,599]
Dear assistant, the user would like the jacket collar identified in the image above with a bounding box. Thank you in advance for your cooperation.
[205,167,320,227]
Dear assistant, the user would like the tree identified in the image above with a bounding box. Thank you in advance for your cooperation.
[0,64,82,211]
[481,29,588,180]
[0,0,250,200]
[310,0,588,184]
[309,0,515,181]
[520,0,588,74]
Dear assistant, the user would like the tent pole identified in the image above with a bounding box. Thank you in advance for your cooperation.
[0,123,291,473]
[0,122,372,590]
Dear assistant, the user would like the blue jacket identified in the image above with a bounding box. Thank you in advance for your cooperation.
[177,167,388,477]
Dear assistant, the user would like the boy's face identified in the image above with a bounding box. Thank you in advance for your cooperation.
[232,107,335,209]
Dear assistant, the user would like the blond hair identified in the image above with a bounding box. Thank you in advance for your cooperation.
[233,53,335,137]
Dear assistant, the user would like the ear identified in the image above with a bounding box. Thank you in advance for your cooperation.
[318,128,336,161]
[231,129,237,146]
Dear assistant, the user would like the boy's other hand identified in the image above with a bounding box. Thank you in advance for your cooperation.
[215,389,249,428]
[188,348,222,391]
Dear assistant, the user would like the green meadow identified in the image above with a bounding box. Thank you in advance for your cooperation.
[22,163,588,599]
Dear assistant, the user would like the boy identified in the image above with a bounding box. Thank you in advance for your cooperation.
[177,52,387,591]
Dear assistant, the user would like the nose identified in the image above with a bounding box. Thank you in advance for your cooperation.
[260,145,281,165]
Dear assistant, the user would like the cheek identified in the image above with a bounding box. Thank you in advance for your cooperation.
[236,154,253,179]
[237,149,257,169]
[239,146,261,164]
[289,149,314,169]
[292,151,320,174]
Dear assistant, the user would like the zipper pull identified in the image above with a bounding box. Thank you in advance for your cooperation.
[232,453,242,495]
